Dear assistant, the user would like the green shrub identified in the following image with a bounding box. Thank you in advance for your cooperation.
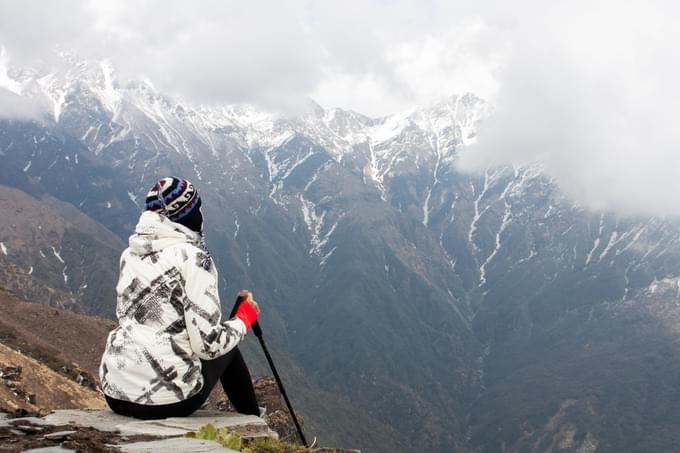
[185,423,241,450]
[185,424,307,452]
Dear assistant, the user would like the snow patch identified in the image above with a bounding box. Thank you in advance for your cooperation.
[585,213,605,266]
[300,194,341,258]
[300,195,324,243]
[516,247,537,265]
[0,242,7,255]
[617,223,649,256]
[423,120,443,226]
[598,231,620,262]
[320,246,337,267]
[128,191,139,207]
[468,170,491,252]
[97,60,121,118]
[479,201,512,286]
[363,142,387,200]
[367,110,412,144]
[51,246,65,263]
[52,88,67,122]
[304,161,332,193]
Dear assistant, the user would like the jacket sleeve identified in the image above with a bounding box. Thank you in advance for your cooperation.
[182,246,247,360]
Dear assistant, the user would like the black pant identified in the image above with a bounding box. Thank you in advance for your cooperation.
[105,347,259,419]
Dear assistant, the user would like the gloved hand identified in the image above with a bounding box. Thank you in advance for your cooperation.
[235,290,260,330]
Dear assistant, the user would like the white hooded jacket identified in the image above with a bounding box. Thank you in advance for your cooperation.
[99,211,246,405]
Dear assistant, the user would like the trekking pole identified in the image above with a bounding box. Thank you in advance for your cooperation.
[231,295,312,447]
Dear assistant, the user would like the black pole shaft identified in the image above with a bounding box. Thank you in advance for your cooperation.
[255,332,308,446]
[231,296,309,446]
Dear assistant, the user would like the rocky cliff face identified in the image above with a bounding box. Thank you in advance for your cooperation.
[2,58,680,452]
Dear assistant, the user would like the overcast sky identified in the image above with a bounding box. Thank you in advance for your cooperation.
[0,0,678,217]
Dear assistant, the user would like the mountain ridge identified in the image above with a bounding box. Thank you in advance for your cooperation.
[2,56,680,452]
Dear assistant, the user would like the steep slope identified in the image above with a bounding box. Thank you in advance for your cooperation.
[465,275,680,453]
[0,288,109,415]
[0,343,106,416]
[0,184,124,316]
[0,287,116,379]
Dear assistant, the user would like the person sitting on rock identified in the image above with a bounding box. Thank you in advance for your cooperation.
[99,176,261,419]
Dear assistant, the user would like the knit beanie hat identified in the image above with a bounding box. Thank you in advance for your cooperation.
[144,177,201,224]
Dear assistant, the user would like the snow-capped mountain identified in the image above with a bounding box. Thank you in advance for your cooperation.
[2,57,680,453]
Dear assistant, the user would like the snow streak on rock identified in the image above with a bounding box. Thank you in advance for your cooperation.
[423,121,443,226]
[479,201,511,287]
[585,213,605,266]
[51,246,64,264]
[469,170,491,253]
[234,218,240,239]
[299,194,340,264]
[128,191,139,207]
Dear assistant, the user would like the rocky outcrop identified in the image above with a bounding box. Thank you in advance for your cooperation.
[0,409,277,452]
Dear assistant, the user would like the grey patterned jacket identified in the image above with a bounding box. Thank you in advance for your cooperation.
[99,211,246,405]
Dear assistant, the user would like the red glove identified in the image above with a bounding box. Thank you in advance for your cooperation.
[235,300,259,331]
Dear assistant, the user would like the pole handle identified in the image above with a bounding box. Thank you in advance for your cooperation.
[230,295,263,337]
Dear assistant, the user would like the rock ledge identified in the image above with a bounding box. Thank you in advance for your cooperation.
[0,409,277,452]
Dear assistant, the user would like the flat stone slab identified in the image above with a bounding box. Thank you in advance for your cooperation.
[0,409,282,452]
[39,409,144,433]
[118,437,239,452]
[126,412,269,436]
[37,409,276,439]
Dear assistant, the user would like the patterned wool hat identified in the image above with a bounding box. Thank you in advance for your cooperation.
[144,177,201,222]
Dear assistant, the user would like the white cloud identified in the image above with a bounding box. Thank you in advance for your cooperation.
[0,0,501,115]
[313,19,504,117]
[0,0,679,216]
[0,88,47,120]
[0,48,48,120]
[387,21,504,106]
[457,0,680,217]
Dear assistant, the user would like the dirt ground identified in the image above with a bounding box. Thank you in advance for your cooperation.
[0,419,159,453]
[0,287,116,379]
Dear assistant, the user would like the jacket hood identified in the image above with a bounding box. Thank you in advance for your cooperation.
[128,211,201,256]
